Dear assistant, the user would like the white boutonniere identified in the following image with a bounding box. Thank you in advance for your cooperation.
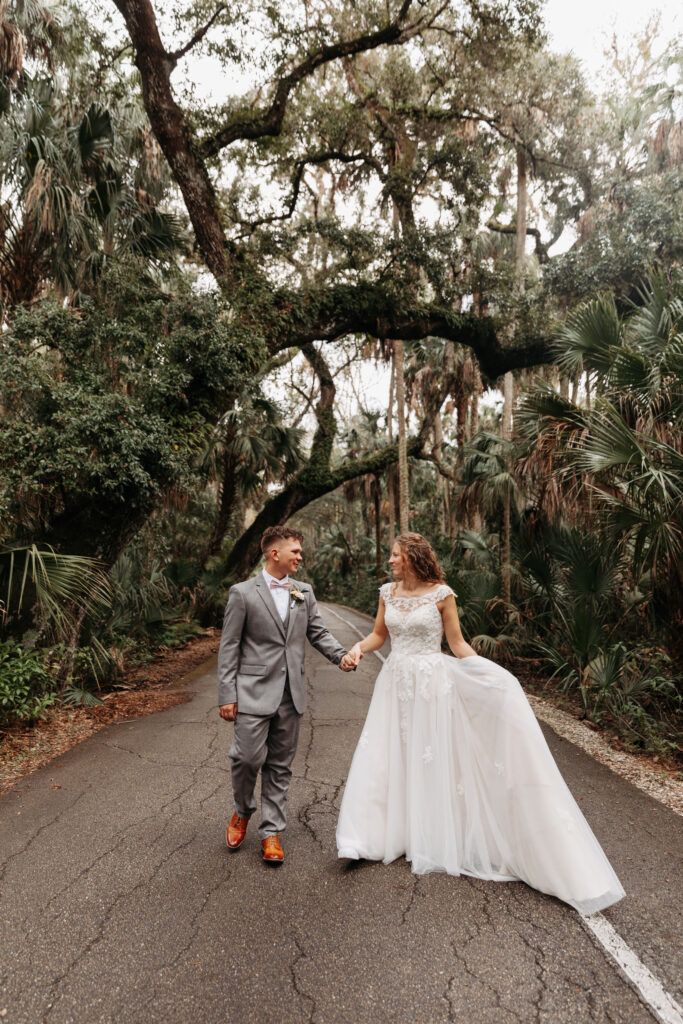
[290,585,305,608]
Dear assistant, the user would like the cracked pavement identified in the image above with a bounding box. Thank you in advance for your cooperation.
[0,603,680,1024]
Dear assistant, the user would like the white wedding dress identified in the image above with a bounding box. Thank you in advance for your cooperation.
[336,583,625,914]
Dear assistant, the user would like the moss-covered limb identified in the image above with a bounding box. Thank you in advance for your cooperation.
[267,282,552,379]
[300,343,337,477]
[223,482,308,582]
[328,436,422,490]
[223,435,423,580]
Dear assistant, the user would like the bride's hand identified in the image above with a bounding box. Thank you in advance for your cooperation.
[349,643,363,666]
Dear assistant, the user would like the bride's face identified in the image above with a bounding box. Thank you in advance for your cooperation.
[388,543,406,578]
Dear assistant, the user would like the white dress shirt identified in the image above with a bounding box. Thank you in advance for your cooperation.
[262,568,290,622]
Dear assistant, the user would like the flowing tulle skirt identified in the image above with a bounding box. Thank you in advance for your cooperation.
[336,653,625,914]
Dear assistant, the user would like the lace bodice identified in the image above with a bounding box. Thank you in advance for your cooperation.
[380,582,455,656]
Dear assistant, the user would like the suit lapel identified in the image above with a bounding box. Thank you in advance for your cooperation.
[254,575,286,638]
[286,593,300,639]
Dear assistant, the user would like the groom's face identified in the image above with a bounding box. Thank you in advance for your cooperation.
[270,538,303,577]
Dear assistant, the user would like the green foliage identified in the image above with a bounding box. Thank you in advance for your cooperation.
[0,640,56,726]
[0,544,111,640]
[0,262,262,563]
[521,273,683,592]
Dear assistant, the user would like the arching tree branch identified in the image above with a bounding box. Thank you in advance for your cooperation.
[487,219,549,264]
[223,433,423,580]
[112,0,233,283]
[267,283,551,379]
[168,4,227,64]
[201,0,419,157]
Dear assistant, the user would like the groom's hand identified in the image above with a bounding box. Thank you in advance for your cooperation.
[341,650,362,671]
[219,702,238,721]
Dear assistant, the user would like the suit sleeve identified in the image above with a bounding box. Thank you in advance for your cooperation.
[305,589,347,665]
[218,586,246,706]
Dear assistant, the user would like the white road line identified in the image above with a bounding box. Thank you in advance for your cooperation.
[325,603,683,1024]
[580,913,683,1024]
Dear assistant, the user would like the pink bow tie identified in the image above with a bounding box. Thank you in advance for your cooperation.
[269,579,291,590]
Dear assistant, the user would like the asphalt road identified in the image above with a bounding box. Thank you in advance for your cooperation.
[0,603,680,1024]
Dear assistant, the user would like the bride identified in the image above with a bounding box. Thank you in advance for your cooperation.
[336,532,625,914]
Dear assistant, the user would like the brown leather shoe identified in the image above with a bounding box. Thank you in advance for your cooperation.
[261,835,284,863]
[226,813,249,850]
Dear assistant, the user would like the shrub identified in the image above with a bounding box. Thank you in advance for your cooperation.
[0,640,57,727]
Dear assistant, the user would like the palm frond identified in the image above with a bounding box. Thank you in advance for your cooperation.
[0,544,111,638]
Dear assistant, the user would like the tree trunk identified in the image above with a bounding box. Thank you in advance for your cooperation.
[204,448,238,561]
[394,338,409,534]
[468,363,480,441]
[515,146,527,276]
[456,395,468,466]
[433,413,449,536]
[387,356,397,548]
[501,372,513,606]
[501,144,527,606]
[374,477,382,577]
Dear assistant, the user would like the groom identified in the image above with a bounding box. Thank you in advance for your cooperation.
[218,526,357,863]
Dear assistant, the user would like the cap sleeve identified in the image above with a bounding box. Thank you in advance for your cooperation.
[436,583,456,600]
[379,582,393,601]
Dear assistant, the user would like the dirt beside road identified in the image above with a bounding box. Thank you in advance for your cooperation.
[0,628,221,796]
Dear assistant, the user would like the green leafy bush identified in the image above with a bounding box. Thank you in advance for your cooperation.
[0,640,57,726]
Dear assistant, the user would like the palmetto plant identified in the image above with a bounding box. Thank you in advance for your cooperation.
[458,431,521,521]
[520,274,683,607]
[0,543,111,640]
[0,70,184,305]
[520,525,626,704]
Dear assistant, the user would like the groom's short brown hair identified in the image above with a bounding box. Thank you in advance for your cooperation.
[261,526,304,554]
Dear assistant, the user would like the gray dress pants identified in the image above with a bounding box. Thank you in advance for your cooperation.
[229,679,302,839]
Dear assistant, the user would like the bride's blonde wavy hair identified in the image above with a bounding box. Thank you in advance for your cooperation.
[394,533,445,584]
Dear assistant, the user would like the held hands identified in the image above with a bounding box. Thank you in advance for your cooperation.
[340,643,363,672]
[219,703,237,721]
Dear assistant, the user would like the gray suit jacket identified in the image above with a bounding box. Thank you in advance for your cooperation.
[217,576,347,715]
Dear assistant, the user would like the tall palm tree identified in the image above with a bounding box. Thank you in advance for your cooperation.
[393,338,410,534]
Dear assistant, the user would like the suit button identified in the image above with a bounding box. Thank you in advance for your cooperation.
[282,668,286,672]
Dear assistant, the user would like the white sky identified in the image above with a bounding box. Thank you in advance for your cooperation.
[543,0,680,84]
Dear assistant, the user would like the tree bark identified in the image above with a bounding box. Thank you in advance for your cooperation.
[374,477,382,577]
[204,447,238,561]
[394,338,410,533]
[223,435,423,580]
[387,356,396,548]
[501,144,527,606]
